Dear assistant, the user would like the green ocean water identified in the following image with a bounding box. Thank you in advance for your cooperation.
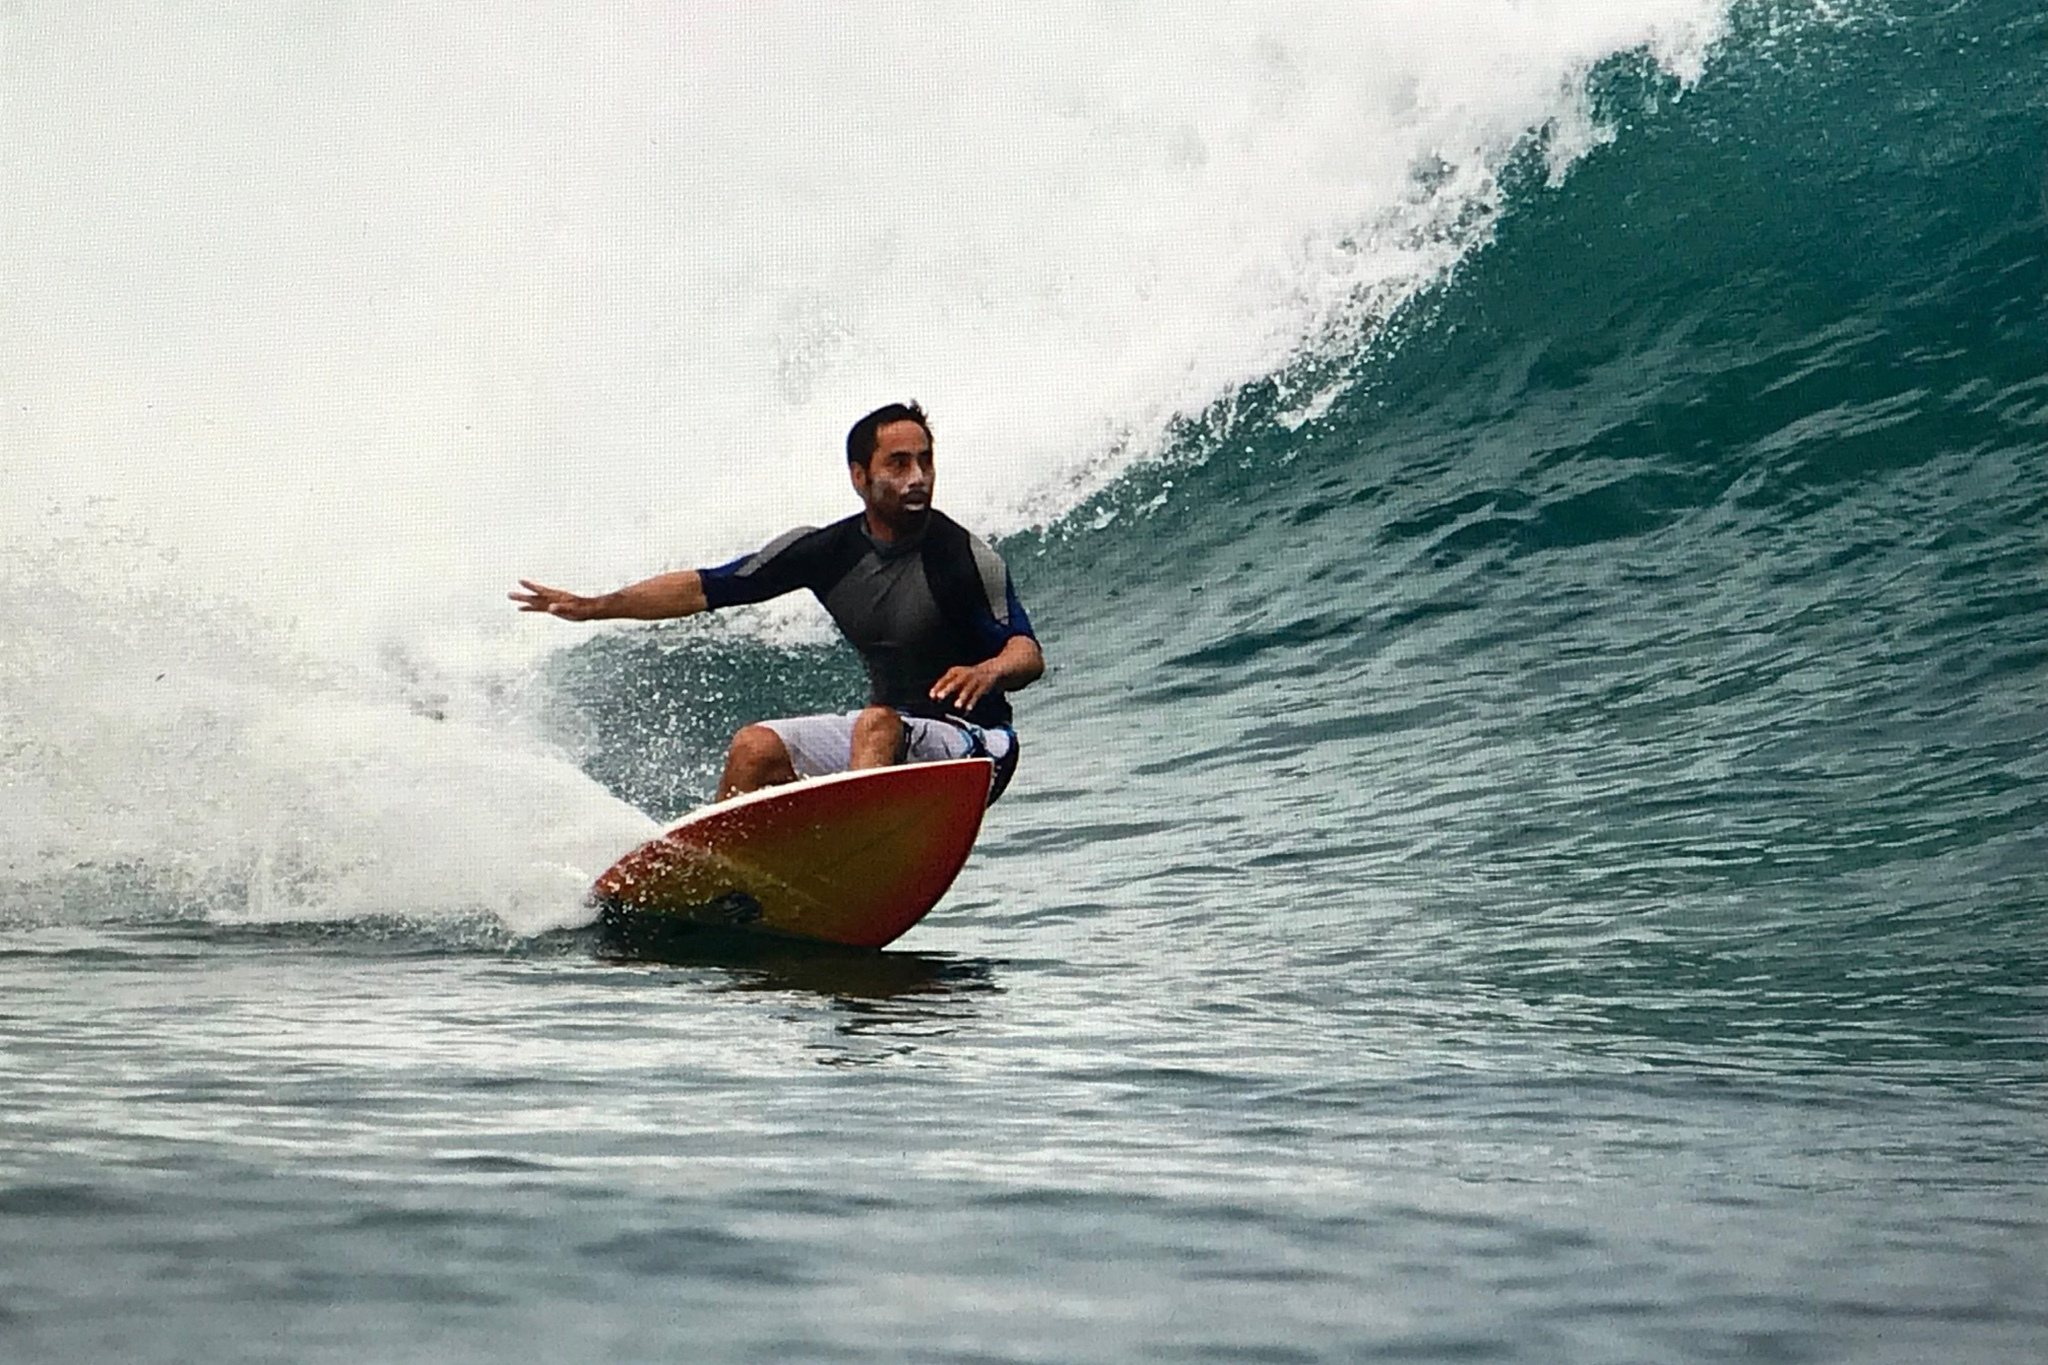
[4,3,2045,1362]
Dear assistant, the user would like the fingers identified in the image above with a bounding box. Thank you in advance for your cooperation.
[510,580,573,616]
[930,665,992,711]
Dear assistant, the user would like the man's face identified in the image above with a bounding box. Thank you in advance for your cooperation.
[852,418,934,536]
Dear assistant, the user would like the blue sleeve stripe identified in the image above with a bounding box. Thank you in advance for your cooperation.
[698,551,773,609]
[1005,577,1036,641]
[699,552,751,582]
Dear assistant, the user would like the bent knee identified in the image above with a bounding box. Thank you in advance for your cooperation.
[852,705,902,734]
[729,723,789,767]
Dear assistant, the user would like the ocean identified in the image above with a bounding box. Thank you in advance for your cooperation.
[2,2,2043,1361]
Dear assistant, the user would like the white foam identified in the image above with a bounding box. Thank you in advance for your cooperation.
[0,2,1731,924]
[0,512,653,930]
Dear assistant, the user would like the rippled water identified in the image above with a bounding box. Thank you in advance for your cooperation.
[3,918,2042,1364]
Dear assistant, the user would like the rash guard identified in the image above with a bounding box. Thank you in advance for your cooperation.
[697,511,1036,729]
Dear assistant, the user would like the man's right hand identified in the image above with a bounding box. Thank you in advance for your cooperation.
[510,580,607,620]
[509,570,707,622]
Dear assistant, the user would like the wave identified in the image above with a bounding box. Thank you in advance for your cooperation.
[1,2,1742,925]
[951,0,2046,1033]
[16,1,2044,951]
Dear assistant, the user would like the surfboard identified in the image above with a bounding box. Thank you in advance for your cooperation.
[591,758,994,948]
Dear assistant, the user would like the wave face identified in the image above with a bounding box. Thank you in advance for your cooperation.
[978,0,2045,1063]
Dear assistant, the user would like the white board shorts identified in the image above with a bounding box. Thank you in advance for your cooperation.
[761,710,1018,793]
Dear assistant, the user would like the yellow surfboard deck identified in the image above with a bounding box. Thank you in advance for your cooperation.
[592,758,993,948]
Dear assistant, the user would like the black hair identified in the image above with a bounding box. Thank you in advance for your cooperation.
[846,401,930,468]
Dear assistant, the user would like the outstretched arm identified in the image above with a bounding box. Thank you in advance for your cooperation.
[510,570,708,622]
[929,634,1046,714]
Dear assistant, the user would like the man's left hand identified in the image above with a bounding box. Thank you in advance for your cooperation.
[929,662,1003,713]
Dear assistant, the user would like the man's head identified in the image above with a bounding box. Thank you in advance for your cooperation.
[847,401,934,541]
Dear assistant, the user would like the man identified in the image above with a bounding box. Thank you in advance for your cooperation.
[511,402,1044,803]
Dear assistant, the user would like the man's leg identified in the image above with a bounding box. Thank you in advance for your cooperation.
[718,723,798,800]
[720,709,936,798]
[848,705,905,770]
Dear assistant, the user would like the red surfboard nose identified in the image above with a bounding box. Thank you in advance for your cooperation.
[593,758,993,947]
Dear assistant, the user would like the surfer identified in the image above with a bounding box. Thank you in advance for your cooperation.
[511,402,1044,802]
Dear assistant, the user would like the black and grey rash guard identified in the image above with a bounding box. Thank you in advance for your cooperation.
[696,511,1037,730]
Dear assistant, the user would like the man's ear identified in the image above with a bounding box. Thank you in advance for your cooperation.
[848,460,869,497]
